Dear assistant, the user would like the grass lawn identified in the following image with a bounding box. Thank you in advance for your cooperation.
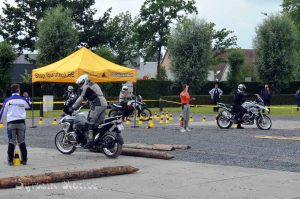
[26,106,300,118]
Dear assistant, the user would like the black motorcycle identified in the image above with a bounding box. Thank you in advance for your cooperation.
[108,95,152,121]
[55,103,124,158]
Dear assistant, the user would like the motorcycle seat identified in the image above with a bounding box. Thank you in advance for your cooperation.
[112,104,123,109]
[99,116,120,125]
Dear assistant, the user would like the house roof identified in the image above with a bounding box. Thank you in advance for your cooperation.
[161,49,256,81]
[13,54,37,64]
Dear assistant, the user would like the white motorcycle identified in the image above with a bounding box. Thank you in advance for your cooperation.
[216,94,272,130]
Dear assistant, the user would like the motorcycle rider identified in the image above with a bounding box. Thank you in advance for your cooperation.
[119,85,132,120]
[72,74,108,148]
[232,84,253,129]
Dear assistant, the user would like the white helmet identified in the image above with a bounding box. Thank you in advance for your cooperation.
[67,85,74,92]
[122,85,129,92]
[76,74,89,88]
[237,84,246,93]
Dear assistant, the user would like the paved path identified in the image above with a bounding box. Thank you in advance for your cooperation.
[0,146,300,199]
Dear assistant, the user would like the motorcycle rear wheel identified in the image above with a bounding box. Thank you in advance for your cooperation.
[216,110,233,129]
[55,130,76,155]
[256,114,272,130]
[102,132,123,158]
[108,109,122,117]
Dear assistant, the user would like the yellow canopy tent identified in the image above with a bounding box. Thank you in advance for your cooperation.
[30,47,137,127]
[32,47,137,83]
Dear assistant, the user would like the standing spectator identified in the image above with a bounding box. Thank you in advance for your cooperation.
[295,86,300,111]
[180,84,191,133]
[260,84,272,113]
[63,85,75,101]
[0,84,30,166]
[23,92,31,104]
[209,83,223,112]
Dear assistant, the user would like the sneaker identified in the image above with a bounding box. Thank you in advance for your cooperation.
[21,161,27,165]
[180,128,186,133]
[186,128,191,132]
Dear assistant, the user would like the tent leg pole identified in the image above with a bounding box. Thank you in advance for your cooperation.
[30,83,37,128]
[132,82,138,128]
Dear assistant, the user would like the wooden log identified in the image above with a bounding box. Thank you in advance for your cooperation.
[0,166,138,189]
[122,148,174,160]
[124,143,175,151]
[166,144,191,150]
[124,143,191,151]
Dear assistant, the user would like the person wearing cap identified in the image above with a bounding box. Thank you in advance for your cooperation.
[0,84,30,165]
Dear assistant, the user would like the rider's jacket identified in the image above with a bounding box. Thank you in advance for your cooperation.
[73,81,107,109]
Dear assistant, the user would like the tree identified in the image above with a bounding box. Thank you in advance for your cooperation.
[20,69,32,84]
[136,0,197,79]
[282,0,300,31]
[168,18,213,92]
[157,65,168,80]
[0,41,16,96]
[0,0,111,52]
[36,5,78,67]
[241,64,259,82]
[106,12,139,65]
[94,46,117,63]
[227,49,245,89]
[282,0,300,78]
[211,27,237,65]
[254,14,298,88]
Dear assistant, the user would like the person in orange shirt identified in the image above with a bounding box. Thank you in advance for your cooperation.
[180,84,191,132]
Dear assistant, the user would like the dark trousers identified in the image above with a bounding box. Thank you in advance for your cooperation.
[233,106,246,123]
[7,122,27,162]
[213,97,219,112]
[263,99,271,113]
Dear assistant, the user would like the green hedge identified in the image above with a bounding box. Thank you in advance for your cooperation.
[161,94,299,107]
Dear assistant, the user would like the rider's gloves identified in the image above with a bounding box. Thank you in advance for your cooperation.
[68,107,74,114]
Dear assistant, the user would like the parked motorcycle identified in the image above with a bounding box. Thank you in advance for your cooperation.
[216,94,272,130]
[55,103,124,158]
[62,93,77,116]
[108,95,152,121]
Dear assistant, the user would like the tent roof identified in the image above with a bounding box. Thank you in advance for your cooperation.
[32,47,136,83]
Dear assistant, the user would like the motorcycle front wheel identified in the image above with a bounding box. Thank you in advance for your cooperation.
[102,132,123,158]
[55,130,76,155]
[139,108,152,121]
[216,110,233,129]
[256,114,272,130]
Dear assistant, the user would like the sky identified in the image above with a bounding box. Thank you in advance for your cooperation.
[0,0,283,49]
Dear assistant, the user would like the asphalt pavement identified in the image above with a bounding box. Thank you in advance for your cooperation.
[0,113,299,198]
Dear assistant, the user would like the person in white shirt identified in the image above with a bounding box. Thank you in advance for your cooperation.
[209,84,223,112]
[0,84,30,166]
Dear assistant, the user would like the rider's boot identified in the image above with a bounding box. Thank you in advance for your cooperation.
[84,126,94,149]
[236,123,244,129]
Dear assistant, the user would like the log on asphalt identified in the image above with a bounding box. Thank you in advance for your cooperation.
[123,143,175,151]
[167,144,191,150]
[0,166,139,189]
[122,148,174,160]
